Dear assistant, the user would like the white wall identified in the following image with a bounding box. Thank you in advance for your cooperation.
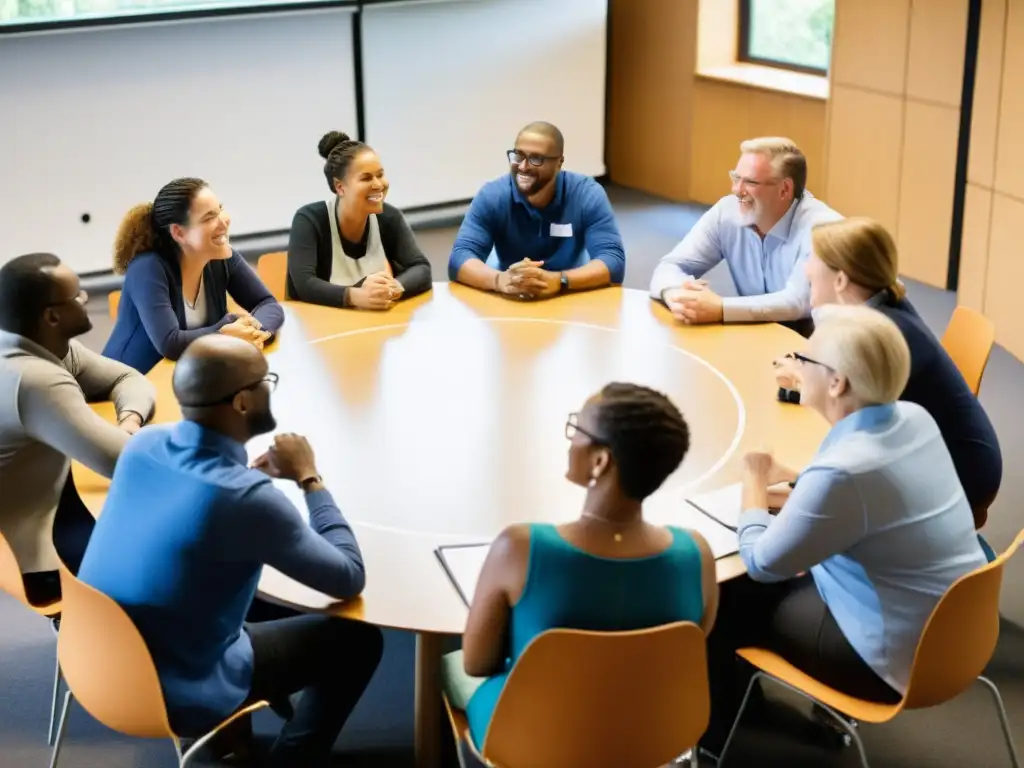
[1,0,609,275]
[1,9,359,274]
[361,0,608,209]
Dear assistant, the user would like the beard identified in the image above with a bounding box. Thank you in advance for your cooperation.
[246,408,277,438]
[512,169,543,196]
[736,195,760,227]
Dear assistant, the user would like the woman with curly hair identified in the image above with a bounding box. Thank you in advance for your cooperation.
[102,178,284,374]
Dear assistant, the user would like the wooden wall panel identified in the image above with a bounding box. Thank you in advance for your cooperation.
[905,0,968,107]
[994,0,1024,199]
[958,183,992,311]
[688,79,827,206]
[824,85,903,232]
[983,193,1024,361]
[606,0,698,200]
[896,101,960,288]
[967,0,1007,187]
[830,0,911,96]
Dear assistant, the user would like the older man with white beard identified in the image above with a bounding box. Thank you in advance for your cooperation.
[649,138,842,333]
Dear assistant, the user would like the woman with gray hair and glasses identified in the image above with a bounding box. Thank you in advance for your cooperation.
[701,304,987,759]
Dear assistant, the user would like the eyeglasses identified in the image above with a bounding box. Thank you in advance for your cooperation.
[728,171,779,188]
[188,372,279,408]
[789,352,830,369]
[565,412,606,444]
[508,150,560,167]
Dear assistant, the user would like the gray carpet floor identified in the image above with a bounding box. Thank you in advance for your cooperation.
[3,185,1023,767]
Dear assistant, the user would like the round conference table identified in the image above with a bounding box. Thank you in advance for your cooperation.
[74,282,827,767]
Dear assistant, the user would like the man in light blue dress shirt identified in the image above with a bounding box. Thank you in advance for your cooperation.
[649,137,842,331]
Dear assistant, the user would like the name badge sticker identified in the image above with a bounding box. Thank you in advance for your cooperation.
[550,223,573,237]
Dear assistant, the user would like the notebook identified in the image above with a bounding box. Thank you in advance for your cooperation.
[685,482,743,531]
[435,543,492,608]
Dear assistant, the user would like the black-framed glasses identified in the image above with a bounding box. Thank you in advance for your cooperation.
[790,352,830,369]
[189,372,279,408]
[507,149,560,167]
[565,412,606,444]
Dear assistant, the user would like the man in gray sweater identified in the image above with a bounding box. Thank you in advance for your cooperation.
[0,253,156,606]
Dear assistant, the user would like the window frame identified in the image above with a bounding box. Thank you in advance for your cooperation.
[737,0,831,77]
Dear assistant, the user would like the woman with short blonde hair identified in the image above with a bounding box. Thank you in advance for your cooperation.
[703,303,987,758]
[774,216,1001,528]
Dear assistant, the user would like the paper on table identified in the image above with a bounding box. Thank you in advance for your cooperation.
[643,493,739,559]
[685,482,743,531]
[436,543,492,608]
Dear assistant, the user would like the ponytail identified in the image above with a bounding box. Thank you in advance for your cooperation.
[112,202,157,274]
[888,279,907,302]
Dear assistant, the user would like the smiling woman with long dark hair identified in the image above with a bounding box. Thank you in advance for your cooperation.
[285,131,432,310]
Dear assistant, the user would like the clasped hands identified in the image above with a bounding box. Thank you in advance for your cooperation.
[495,258,560,300]
[250,433,320,487]
[663,280,724,324]
[348,272,404,311]
[220,313,272,350]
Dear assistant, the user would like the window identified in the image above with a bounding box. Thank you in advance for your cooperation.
[739,0,835,75]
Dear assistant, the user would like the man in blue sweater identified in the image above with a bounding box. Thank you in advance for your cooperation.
[448,121,626,298]
[77,334,382,766]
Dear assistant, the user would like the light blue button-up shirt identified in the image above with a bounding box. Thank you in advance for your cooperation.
[649,192,842,322]
[738,402,986,693]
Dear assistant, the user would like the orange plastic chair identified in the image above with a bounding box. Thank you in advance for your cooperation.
[444,621,709,768]
[941,305,996,395]
[718,530,1024,768]
[48,564,268,767]
[257,251,288,302]
[0,530,64,744]
[107,290,121,320]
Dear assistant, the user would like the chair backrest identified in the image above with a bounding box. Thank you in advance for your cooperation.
[482,621,709,768]
[903,529,1024,709]
[56,564,174,739]
[107,290,121,320]
[941,306,995,395]
[257,251,287,302]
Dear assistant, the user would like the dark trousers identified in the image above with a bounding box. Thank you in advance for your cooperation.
[22,470,96,607]
[703,575,901,753]
[242,614,384,767]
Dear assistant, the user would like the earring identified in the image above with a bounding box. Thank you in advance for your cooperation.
[588,472,599,488]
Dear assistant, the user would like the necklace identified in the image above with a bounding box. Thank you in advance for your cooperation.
[580,512,639,543]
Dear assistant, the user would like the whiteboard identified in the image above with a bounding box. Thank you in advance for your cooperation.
[360,0,608,210]
[0,8,358,274]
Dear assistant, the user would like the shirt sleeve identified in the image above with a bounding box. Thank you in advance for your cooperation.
[380,205,433,298]
[738,466,868,582]
[125,257,235,361]
[225,251,285,335]
[720,245,812,323]
[649,202,725,300]
[17,363,129,479]
[65,341,156,423]
[228,484,366,600]
[448,186,498,280]
[287,207,349,308]
[581,181,626,284]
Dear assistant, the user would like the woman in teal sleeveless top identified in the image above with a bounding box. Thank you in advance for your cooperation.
[443,382,719,752]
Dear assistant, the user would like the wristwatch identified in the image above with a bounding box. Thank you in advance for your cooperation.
[298,475,323,492]
[559,272,570,294]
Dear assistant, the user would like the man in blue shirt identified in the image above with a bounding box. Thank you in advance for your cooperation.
[448,121,626,298]
[78,335,382,766]
[649,137,842,332]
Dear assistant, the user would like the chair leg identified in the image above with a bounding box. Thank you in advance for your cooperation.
[47,691,73,768]
[47,654,63,745]
[717,671,764,765]
[978,676,1021,768]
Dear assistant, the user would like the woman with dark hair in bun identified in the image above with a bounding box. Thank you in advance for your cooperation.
[287,131,432,309]
[103,178,284,374]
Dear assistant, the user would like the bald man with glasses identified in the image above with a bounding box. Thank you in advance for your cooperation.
[0,252,155,607]
[449,121,626,299]
[650,137,842,335]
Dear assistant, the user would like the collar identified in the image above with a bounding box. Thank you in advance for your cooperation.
[510,171,565,215]
[171,421,249,466]
[0,330,65,367]
[865,290,889,308]
[820,403,897,452]
[758,195,802,242]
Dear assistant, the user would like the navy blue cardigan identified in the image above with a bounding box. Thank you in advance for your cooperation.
[102,250,285,375]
